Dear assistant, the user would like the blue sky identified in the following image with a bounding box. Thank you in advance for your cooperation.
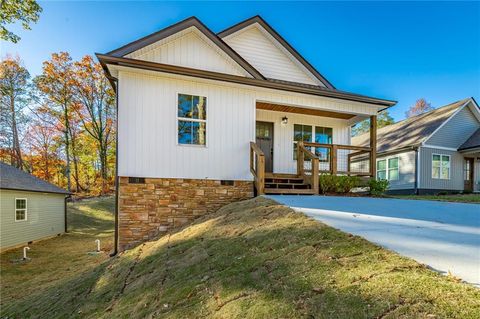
[1,1,479,121]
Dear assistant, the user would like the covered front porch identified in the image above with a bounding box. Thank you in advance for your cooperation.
[250,101,378,195]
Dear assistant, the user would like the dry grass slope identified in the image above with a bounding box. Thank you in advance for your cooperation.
[1,197,479,318]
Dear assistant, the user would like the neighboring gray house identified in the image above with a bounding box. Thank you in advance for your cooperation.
[0,162,70,251]
[353,98,480,194]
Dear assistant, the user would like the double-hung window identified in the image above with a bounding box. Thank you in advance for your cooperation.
[377,157,399,181]
[177,94,207,146]
[293,125,332,161]
[15,198,27,221]
[432,154,450,179]
[293,124,313,160]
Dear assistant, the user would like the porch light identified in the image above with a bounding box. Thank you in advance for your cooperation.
[281,116,288,125]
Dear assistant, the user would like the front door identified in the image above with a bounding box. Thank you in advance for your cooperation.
[256,121,274,172]
[464,158,474,191]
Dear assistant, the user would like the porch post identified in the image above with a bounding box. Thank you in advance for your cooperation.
[370,115,377,178]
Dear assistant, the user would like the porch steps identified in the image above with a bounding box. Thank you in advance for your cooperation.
[263,174,317,195]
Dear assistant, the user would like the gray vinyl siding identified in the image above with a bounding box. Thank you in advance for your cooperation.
[0,190,65,250]
[419,147,464,191]
[426,106,480,148]
[377,151,416,190]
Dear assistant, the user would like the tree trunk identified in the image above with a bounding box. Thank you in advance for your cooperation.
[64,105,72,193]
[10,95,23,169]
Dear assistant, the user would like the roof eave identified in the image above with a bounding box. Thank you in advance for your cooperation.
[97,54,396,108]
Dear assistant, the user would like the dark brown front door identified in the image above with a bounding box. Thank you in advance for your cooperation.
[256,121,274,172]
[464,158,474,191]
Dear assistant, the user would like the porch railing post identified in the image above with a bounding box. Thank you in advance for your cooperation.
[257,154,265,195]
[370,115,377,178]
[297,141,304,177]
[331,145,337,175]
[312,157,319,193]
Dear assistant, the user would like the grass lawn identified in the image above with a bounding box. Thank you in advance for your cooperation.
[0,197,114,310]
[393,193,480,203]
[1,197,479,318]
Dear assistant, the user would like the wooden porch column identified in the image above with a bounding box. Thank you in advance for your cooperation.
[370,115,377,178]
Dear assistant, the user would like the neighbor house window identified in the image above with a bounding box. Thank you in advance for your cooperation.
[432,154,450,179]
[293,125,332,160]
[464,159,471,180]
[177,93,206,145]
[15,198,27,221]
[376,157,399,181]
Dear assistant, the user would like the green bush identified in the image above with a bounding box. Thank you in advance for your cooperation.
[368,179,389,196]
[318,174,360,194]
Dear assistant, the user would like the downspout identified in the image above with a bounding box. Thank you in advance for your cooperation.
[414,147,419,195]
[64,195,71,233]
[110,77,119,257]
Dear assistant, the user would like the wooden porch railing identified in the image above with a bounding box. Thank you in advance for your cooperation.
[303,142,374,176]
[250,141,265,195]
[297,141,319,193]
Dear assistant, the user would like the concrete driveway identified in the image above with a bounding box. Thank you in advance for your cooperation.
[268,195,480,286]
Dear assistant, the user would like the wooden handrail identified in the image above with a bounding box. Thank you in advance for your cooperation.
[297,142,319,193]
[303,142,371,152]
[250,142,265,195]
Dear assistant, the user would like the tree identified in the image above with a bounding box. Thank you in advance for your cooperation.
[405,98,434,118]
[34,52,77,192]
[0,56,30,169]
[352,110,395,136]
[72,56,115,193]
[0,0,42,43]
[24,112,61,182]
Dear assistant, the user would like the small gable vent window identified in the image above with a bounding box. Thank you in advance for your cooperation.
[177,94,207,146]
[15,198,27,221]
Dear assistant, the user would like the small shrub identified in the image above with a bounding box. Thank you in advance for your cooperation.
[318,174,360,194]
[368,179,389,196]
[318,174,337,194]
[335,175,361,193]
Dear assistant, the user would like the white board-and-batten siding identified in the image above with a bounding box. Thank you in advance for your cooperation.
[126,27,251,77]
[223,25,321,86]
[117,70,377,180]
[0,190,65,250]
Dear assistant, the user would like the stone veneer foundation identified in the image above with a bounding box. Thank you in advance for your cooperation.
[118,177,253,250]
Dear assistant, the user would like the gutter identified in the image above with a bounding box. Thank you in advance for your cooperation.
[96,54,397,108]
[110,76,120,257]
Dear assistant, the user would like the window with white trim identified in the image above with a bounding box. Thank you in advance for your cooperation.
[177,94,207,145]
[15,198,27,221]
[432,154,450,179]
[377,157,399,181]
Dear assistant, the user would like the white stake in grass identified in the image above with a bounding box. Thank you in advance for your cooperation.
[23,246,30,260]
[95,239,101,252]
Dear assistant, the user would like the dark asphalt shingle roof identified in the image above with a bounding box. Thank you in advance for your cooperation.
[0,162,70,195]
[352,98,470,153]
[459,128,480,150]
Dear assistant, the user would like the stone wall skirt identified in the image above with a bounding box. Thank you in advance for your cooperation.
[118,177,253,250]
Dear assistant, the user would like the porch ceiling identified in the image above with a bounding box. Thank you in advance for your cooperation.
[256,102,355,120]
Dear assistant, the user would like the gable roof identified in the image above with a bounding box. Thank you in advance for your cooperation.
[459,128,480,151]
[217,15,335,89]
[352,98,473,153]
[97,16,396,108]
[0,162,70,195]
[107,16,264,80]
